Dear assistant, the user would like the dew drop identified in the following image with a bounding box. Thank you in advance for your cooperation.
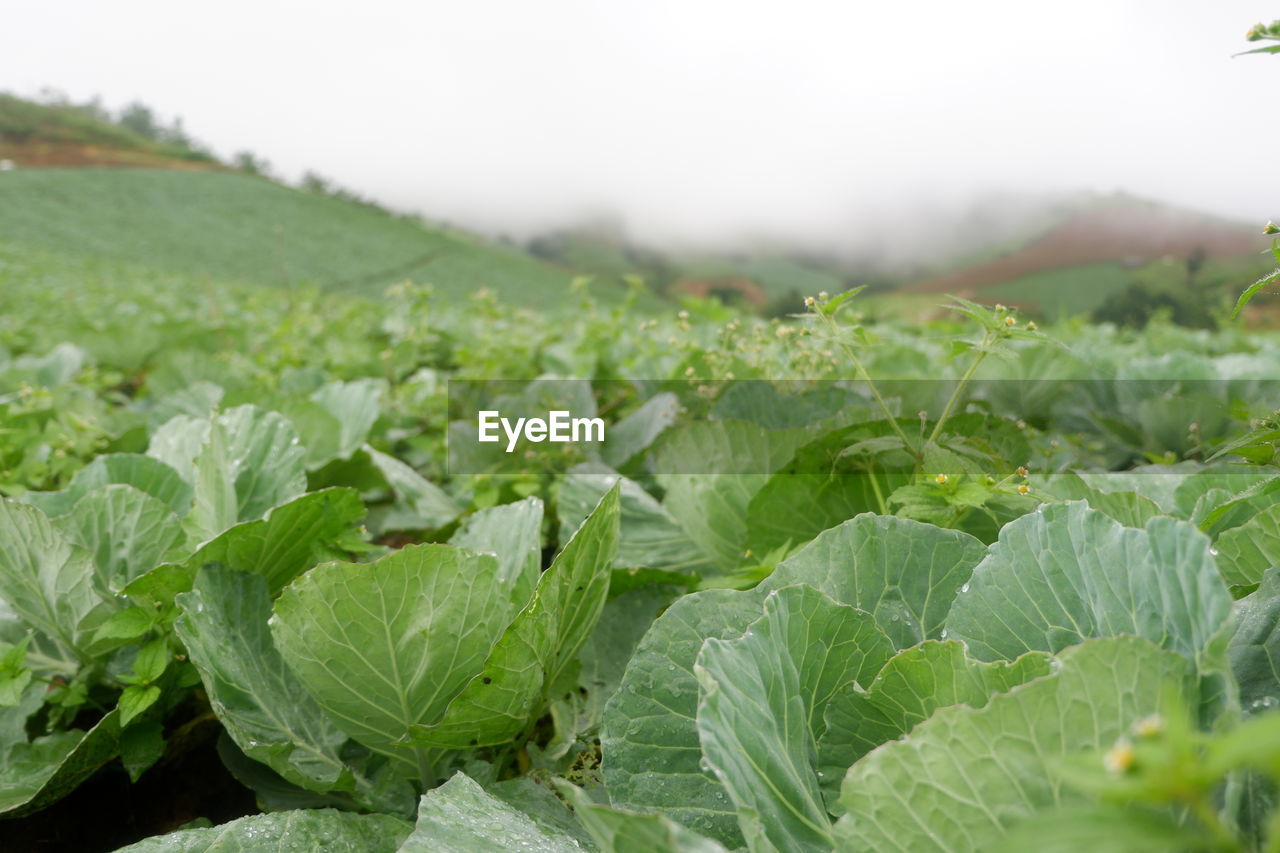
[960,583,970,593]
[1209,547,1219,556]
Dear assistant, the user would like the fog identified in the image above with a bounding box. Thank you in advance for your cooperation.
[3,1,1277,253]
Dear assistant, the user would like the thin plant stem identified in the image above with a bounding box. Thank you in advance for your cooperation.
[816,312,918,457]
[928,330,993,446]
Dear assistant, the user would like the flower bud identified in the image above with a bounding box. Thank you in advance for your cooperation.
[1104,739,1135,774]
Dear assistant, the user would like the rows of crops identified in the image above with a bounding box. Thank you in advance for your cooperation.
[3,265,1280,851]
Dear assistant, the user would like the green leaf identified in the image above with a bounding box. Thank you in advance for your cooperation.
[992,805,1205,853]
[410,484,620,748]
[1033,473,1163,528]
[654,421,806,572]
[0,669,31,707]
[364,445,461,531]
[448,496,543,611]
[559,463,714,577]
[93,605,158,644]
[55,484,183,591]
[141,381,224,429]
[119,685,161,725]
[182,406,308,542]
[175,565,354,792]
[0,500,105,658]
[0,678,45,743]
[694,586,893,852]
[146,414,211,486]
[559,783,732,853]
[119,720,166,782]
[576,586,679,741]
[1231,267,1280,318]
[398,773,584,853]
[833,637,1197,853]
[1228,568,1280,716]
[132,638,169,684]
[1215,503,1280,587]
[486,777,597,848]
[602,513,984,845]
[746,471,901,558]
[601,392,680,467]
[21,454,193,519]
[274,397,344,470]
[945,502,1231,664]
[602,588,764,843]
[821,286,866,317]
[270,544,509,776]
[0,709,120,816]
[394,768,586,850]
[127,487,367,605]
[310,378,385,461]
[111,809,411,852]
[763,513,987,650]
[818,641,1050,787]
[0,634,32,705]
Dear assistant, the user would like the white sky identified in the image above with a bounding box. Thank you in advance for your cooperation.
[3,1,1277,249]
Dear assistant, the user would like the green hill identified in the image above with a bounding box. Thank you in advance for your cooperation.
[0,168,633,306]
[903,193,1270,320]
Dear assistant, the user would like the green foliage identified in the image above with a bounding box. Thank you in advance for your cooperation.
[2,165,1280,851]
[0,170,619,306]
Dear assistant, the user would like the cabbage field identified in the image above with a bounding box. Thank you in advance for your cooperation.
[4,262,1280,852]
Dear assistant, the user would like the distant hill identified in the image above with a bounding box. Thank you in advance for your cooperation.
[0,94,642,307]
[0,170,613,305]
[901,193,1270,318]
[0,93,218,169]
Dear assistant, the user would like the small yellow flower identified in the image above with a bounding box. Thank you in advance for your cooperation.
[1026,321,1038,331]
[934,473,949,484]
[818,291,830,301]
[1133,714,1164,739]
[804,296,816,308]
[995,304,1007,312]
[1016,466,1028,478]
[1004,316,1016,327]
[1017,484,1031,495]
[1104,738,1135,774]
[1265,221,1280,235]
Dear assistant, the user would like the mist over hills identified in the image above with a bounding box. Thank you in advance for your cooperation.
[1,91,1271,323]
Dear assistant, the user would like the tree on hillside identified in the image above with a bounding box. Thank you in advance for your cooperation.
[118,101,160,139]
[233,150,273,178]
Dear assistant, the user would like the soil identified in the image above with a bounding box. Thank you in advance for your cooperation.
[0,140,221,171]
[2,714,258,853]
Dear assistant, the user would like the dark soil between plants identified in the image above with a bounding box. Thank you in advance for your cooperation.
[3,715,257,853]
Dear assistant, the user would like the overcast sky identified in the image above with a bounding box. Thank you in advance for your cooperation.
[3,1,1277,249]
